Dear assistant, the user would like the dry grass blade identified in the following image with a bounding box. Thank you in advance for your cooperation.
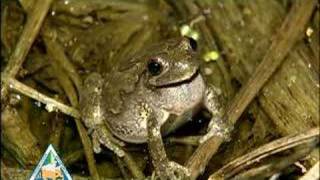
[299,161,320,180]
[1,0,54,103]
[7,78,80,118]
[43,29,82,93]
[0,0,99,173]
[74,118,101,180]
[3,36,101,179]
[209,128,319,179]
[230,146,315,180]
[42,22,101,178]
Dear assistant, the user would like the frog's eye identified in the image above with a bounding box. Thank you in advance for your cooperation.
[147,59,162,76]
[187,37,197,51]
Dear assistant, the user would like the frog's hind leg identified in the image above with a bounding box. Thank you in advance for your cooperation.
[144,104,191,180]
[80,73,145,178]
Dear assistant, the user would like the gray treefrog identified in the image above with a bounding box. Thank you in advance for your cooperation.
[79,38,230,179]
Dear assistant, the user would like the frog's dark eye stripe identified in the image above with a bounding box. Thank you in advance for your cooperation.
[147,59,162,76]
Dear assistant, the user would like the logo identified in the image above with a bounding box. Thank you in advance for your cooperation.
[30,144,72,180]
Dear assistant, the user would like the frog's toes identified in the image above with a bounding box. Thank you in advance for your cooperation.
[99,138,125,157]
[108,134,125,147]
[92,131,102,153]
[167,161,190,180]
[91,129,125,157]
[155,162,190,180]
[96,130,125,157]
[200,119,233,144]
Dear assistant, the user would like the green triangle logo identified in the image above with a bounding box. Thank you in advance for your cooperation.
[29,144,72,180]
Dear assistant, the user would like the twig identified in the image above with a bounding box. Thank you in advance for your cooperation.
[18,0,36,12]
[1,0,54,103]
[43,27,82,93]
[15,87,92,180]
[63,149,84,166]
[299,161,320,180]
[166,136,201,146]
[209,128,319,179]
[41,18,102,178]
[74,118,101,180]
[185,1,318,179]
[10,1,100,177]
[52,0,148,16]
[49,114,65,150]
[48,60,96,177]
[1,5,11,53]
[116,157,131,180]
[8,78,80,118]
[0,165,120,180]
[1,161,10,180]
[122,153,145,179]
[4,0,143,179]
[44,29,140,178]
[222,0,317,126]
[181,0,235,98]
[231,145,315,180]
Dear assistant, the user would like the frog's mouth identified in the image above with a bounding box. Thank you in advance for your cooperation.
[150,67,200,88]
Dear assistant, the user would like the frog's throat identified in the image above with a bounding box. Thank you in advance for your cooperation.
[150,68,200,88]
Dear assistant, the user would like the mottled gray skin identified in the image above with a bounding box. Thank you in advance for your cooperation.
[106,74,205,143]
[80,38,227,179]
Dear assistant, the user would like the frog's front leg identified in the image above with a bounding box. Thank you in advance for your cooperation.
[200,85,232,143]
[80,73,125,157]
[143,104,190,180]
